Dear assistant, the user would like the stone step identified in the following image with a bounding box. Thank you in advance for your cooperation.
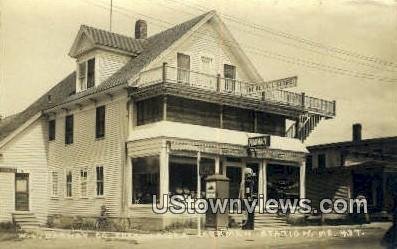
[12,213,40,230]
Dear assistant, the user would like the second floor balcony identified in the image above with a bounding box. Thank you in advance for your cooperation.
[133,63,336,118]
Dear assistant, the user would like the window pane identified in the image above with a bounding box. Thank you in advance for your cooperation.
[177,53,190,83]
[52,172,58,196]
[96,106,105,138]
[80,169,88,197]
[224,64,236,92]
[16,179,28,192]
[65,115,74,144]
[48,120,56,141]
[132,157,159,204]
[87,58,95,88]
[96,166,104,196]
[136,97,163,126]
[66,171,72,197]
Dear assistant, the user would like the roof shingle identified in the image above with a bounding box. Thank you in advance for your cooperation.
[0,11,212,143]
[81,25,146,55]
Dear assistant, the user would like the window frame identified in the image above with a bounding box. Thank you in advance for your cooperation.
[223,64,236,92]
[65,115,74,145]
[87,58,95,89]
[65,170,73,198]
[78,57,95,91]
[95,106,106,139]
[96,166,104,197]
[48,119,56,141]
[51,171,59,198]
[80,168,88,198]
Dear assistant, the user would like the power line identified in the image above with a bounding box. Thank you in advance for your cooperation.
[81,0,397,83]
[157,0,397,74]
[166,0,397,69]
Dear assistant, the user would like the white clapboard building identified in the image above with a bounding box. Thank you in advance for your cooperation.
[0,11,335,229]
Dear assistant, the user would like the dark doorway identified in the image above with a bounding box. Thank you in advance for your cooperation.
[267,164,299,200]
[226,166,242,199]
[15,173,29,211]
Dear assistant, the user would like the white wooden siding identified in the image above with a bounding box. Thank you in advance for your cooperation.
[0,173,14,222]
[0,119,49,224]
[160,21,252,83]
[48,93,128,217]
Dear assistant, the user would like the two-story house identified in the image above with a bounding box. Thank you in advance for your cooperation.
[306,124,397,221]
[0,11,336,229]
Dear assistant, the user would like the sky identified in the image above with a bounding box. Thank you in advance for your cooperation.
[0,0,396,145]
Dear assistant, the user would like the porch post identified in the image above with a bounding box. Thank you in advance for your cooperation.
[300,161,306,199]
[262,159,267,202]
[215,156,221,174]
[163,96,167,121]
[196,152,201,198]
[160,141,170,206]
[126,157,133,207]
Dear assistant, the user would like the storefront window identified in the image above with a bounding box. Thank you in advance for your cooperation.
[169,156,214,199]
[132,157,159,204]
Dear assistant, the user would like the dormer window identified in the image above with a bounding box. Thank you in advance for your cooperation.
[78,58,95,91]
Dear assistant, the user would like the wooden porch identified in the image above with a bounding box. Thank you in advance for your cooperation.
[131,63,336,118]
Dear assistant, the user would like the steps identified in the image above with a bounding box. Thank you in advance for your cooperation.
[285,113,323,141]
[12,212,40,231]
[229,212,289,229]
[254,213,289,228]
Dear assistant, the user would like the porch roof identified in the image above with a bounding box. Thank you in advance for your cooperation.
[128,121,308,153]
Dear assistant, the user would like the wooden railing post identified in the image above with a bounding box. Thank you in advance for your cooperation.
[216,74,221,92]
[301,92,306,109]
[162,62,168,83]
[332,100,336,115]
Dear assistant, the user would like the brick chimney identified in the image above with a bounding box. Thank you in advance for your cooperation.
[135,20,147,39]
[352,123,362,142]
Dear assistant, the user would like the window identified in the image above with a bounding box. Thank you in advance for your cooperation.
[87,58,95,89]
[136,97,163,125]
[224,64,236,92]
[48,120,56,141]
[80,168,88,198]
[51,171,58,197]
[132,157,159,204]
[66,170,73,197]
[201,56,214,86]
[95,106,106,138]
[223,106,255,132]
[65,115,74,145]
[318,154,326,169]
[78,58,95,91]
[177,53,190,83]
[78,62,87,91]
[96,166,104,196]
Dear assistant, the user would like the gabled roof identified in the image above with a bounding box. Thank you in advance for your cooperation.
[307,136,397,150]
[0,73,76,142]
[0,11,213,142]
[69,25,147,57]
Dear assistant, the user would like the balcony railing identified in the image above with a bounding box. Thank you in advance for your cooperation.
[135,64,336,117]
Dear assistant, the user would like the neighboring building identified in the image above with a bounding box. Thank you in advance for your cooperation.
[0,11,336,228]
[306,124,397,219]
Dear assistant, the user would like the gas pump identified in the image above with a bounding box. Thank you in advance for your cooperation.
[205,174,229,230]
[242,167,256,230]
